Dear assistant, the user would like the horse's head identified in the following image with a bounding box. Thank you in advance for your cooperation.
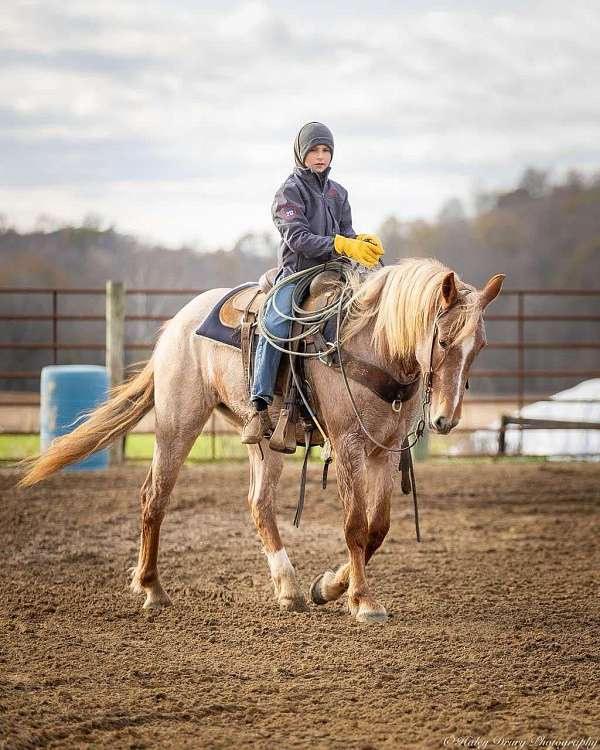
[415,271,505,434]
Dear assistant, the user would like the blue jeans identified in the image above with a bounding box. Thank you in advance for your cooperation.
[251,280,297,405]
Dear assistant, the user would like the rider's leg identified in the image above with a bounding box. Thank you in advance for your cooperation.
[241,282,296,443]
[251,282,295,406]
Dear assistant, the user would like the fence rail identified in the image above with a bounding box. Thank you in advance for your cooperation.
[1,284,599,458]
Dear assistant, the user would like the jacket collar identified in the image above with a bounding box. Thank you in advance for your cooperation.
[293,165,331,193]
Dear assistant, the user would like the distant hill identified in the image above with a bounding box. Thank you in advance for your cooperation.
[0,225,278,290]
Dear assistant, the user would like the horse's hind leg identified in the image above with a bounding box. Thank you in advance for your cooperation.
[130,354,216,609]
[247,444,307,612]
[130,424,202,609]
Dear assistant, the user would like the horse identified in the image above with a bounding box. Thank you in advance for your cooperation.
[18,257,504,624]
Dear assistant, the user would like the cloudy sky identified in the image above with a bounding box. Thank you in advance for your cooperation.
[1,0,599,249]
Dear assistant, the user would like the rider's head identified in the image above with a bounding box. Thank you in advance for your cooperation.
[294,122,334,174]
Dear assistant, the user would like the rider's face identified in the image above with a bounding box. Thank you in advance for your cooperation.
[304,144,332,172]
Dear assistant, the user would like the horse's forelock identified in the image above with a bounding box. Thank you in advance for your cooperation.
[442,287,482,347]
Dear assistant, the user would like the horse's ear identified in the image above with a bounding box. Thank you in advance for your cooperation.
[480,274,506,309]
[441,272,458,309]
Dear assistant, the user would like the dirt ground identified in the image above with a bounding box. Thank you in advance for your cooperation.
[1,460,599,750]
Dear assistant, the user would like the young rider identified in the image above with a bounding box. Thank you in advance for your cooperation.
[241,121,385,443]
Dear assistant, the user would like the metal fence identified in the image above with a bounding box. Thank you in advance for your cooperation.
[1,285,599,458]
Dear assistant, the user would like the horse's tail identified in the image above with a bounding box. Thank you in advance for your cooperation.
[18,359,155,487]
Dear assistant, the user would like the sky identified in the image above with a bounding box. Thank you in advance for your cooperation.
[1,0,599,250]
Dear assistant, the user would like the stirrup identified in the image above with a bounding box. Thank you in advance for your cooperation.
[269,408,297,454]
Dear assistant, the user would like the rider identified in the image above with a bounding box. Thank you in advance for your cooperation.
[240,121,385,443]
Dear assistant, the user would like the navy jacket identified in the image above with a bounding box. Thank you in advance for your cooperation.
[272,165,356,278]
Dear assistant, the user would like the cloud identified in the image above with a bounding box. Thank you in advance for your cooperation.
[1,0,599,246]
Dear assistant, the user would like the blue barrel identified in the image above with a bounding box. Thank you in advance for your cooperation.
[40,365,110,471]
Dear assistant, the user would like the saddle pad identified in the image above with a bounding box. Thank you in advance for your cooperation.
[195,282,256,349]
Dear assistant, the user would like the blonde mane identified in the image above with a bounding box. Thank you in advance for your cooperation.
[342,258,480,367]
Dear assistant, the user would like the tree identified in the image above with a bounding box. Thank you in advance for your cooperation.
[565,169,585,192]
[518,167,549,199]
[437,197,466,224]
[377,215,404,263]
[82,212,105,231]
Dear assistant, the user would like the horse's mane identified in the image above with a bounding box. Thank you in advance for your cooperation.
[342,257,480,367]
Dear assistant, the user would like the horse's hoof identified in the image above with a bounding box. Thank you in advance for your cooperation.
[355,603,387,625]
[143,595,172,610]
[142,585,172,610]
[279,595,309,613]
[309,572,329,605]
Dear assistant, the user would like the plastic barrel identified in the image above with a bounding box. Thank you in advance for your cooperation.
[40,365,110,471]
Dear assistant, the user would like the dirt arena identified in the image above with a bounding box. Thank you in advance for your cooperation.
[1,460,599,749]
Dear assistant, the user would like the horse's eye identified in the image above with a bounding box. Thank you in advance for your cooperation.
[439,340,448,349]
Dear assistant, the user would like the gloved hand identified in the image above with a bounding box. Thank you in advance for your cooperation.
[356,233,385,255]
[333,235,383,268]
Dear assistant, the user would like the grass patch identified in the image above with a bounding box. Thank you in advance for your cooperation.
[126,433,249,462]
[1,433,549,465]
[0,434,40,461]
[0,432,311,463]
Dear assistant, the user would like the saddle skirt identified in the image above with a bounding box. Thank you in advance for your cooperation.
[218,285,266,329]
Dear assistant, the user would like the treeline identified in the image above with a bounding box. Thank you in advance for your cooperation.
[379,167,600,289]
[1,167,599,395]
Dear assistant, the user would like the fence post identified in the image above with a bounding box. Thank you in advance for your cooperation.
[52,290,58,365]
[106,280,126,465]
[517,291,525,455]
[498,415,508,456]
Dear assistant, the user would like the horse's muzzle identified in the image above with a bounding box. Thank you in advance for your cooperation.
[430,415,457,434]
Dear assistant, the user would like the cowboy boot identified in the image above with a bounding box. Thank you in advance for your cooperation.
[240,409,273,444]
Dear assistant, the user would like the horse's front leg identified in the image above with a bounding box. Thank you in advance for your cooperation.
[364,449,393,564]
[246,444,307,612]
[311,436,387,624]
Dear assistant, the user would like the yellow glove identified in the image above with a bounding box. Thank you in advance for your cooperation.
[356,233,385,255]
[333,235,382,268]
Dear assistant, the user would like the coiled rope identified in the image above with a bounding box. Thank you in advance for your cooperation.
[256,260,355,357]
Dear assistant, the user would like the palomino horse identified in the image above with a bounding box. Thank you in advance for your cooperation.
[19,258,504,624]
